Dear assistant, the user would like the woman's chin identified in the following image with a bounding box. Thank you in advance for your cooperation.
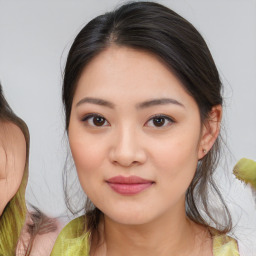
[104,210,155,226]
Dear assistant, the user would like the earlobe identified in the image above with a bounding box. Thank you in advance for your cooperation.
[198,105,222,159]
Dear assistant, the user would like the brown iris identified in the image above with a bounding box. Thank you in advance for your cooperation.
[93,116,105,126]
[153,117,165,127]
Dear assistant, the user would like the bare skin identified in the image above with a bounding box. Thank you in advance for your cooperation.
[92,208,213,256]
[69,46,221,256]
[0,122,26,216]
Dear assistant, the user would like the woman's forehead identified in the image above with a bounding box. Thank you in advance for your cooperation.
[74,46,197,109]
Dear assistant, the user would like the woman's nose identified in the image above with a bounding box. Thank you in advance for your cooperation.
[109,127,147,167]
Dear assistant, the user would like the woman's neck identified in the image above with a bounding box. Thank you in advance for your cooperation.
[91,203,213,256]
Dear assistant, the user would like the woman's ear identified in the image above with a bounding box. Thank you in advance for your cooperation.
[198,105,222,160]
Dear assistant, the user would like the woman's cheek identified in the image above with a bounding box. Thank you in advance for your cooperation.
[150,134,198,177]
[70,139,105,174]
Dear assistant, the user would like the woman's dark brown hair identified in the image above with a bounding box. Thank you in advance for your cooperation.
[62,1,232,239]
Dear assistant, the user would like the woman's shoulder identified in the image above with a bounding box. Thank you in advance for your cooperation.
[211,229,240,256]
[50,216,90,256]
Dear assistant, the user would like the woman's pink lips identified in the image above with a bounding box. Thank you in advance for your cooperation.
[106,175,154,195]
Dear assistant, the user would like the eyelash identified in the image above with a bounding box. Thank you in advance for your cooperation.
[146,114,175,128]
[81,113,110,127]
[81,113,175,128]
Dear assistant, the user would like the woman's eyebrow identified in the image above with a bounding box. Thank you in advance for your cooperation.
[76,97,184,109]
[136,98,185,109]
[76,97,115,108]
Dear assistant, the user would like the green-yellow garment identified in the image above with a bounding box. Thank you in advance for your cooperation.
[50,216,90,256]
[233,158,256,189]
[51,216,239,256]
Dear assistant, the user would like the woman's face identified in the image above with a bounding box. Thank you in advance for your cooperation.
[69,46,214,225]
[0,122,26,215]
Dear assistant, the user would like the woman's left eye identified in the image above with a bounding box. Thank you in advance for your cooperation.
[145,115,174,128]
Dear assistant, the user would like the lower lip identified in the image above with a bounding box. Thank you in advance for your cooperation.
[107,182,153,195]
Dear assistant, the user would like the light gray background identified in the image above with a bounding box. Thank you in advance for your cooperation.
[0,0,255,254]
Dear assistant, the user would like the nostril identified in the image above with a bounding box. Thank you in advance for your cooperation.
[112,159,139,168]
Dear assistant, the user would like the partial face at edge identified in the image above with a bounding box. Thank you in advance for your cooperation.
[68,46,221,225]
[0,122,26,216]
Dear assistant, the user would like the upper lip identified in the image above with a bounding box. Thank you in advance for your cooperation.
[106,175,153,184]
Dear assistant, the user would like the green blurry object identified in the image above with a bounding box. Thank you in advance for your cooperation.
[233,158,256,190]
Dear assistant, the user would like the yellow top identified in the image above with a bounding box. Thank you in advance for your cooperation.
[50,217,239,256]
[212,233,240,256]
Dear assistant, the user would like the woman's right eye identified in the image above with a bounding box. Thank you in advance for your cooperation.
[81,114,110,127]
